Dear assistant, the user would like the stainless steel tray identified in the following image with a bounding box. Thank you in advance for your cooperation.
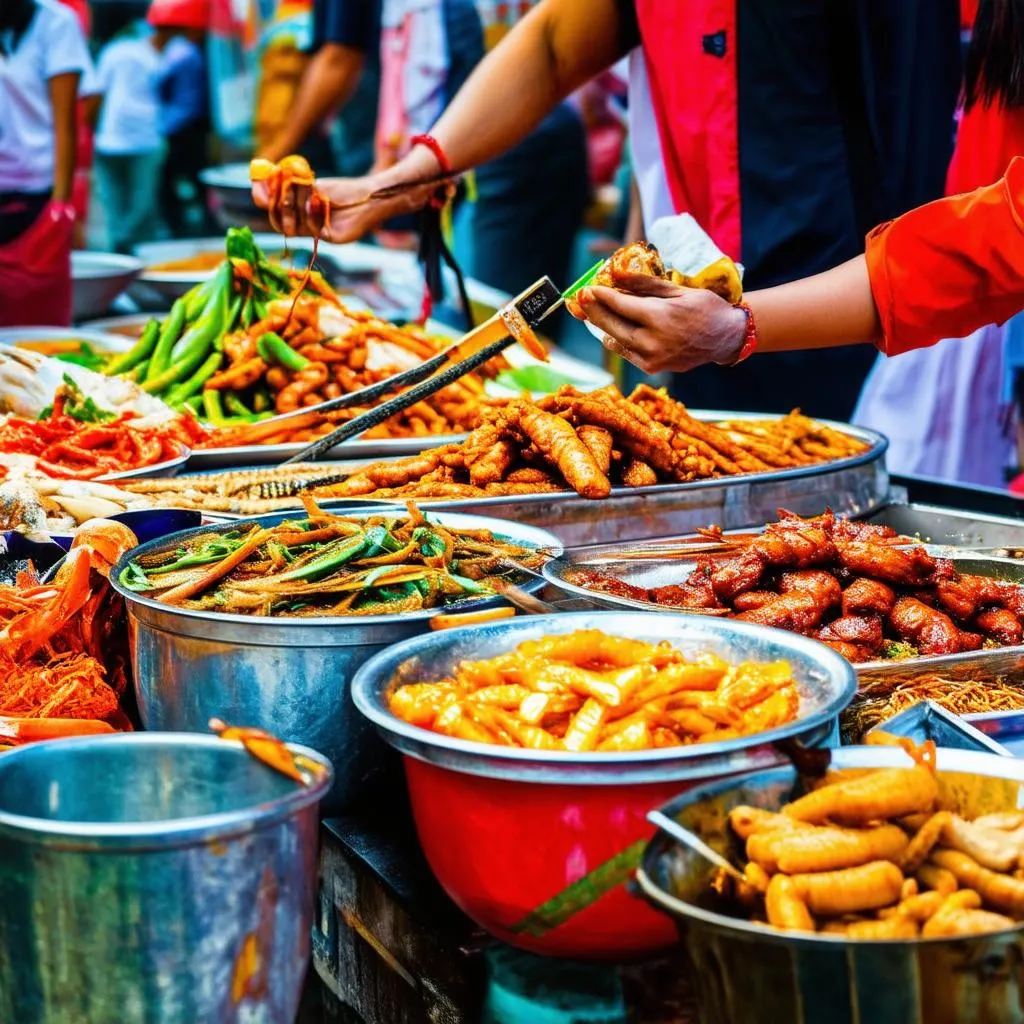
[867,700,1011,755]
[413,416,888,547]
[864,502,1024,552]
[542,544,1024,685]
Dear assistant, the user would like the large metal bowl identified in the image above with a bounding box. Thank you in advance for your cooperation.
[351,610,856,958]
[0,732,332,1024]
[637,746,1024,1024]
[200,163,269,232]
[71,251,144,321]
[111,509,562,813]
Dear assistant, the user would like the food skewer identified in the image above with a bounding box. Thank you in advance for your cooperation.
[282,276,565,464]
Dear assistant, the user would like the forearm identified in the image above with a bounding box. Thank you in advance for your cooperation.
[745,256,881,353]
[49,74,80,202]
[263,45,364,161]
[382,0,628,182]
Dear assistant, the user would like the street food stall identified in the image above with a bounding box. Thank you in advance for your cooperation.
[5,219,1024,1024]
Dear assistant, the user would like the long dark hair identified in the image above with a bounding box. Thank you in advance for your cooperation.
[0,0,37,53]
[964,0,1024,109]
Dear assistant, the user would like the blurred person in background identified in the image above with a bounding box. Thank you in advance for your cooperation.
[0,0,92,325]
[152,0,212,237]
[261,0,959,413]
[853,0,1024,487]
[58,0,95,247]
[87,11,166,252]
[259,0,588,337]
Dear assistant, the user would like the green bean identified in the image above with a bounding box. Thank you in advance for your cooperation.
[202,389,228,427]
[128,359,150,382]
[225,393,253,418]
[146,299,188,381]
[163,350,224,406]
[105,319,161,376]
[257,331,309,371]
[223,294,244,338]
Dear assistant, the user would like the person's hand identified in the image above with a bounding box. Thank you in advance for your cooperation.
[569,272,749,374]
[251,171,442,242]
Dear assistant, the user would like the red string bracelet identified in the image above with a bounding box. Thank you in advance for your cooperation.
[721,302,758,366]
[410,134,452,174]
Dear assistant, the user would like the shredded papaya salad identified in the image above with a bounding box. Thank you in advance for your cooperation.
[0,377,203,480]
[118,501,548,616]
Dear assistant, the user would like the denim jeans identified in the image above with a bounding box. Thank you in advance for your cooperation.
[94,148,165,253]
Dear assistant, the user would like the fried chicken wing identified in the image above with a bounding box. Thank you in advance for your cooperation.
[842,577,896,617]
[778,570,843,609]
[736,593,828,631]
[752,522,837,568]
[836,542,936,587]
[816,615,884,653]
[936,576,1012,620]
[733,591,780,612]
[708,550,766,600]
[975,607,1023,646]
[889,597,979,655]
[655,567,722,609]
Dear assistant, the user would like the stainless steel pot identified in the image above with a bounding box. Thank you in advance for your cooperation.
[0,733,331,1024]
[637,746,1024,1024]
[111,509,561,811]
[71,251,144,321]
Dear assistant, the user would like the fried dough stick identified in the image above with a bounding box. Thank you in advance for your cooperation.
[507,404,610,499]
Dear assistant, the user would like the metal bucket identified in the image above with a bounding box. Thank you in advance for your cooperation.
[0,733,332,1024]
[111,509,562,812]
[636,747,1024,1024]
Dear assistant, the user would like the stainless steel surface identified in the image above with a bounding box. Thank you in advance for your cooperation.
[351,610,856,784]
[867,699,1011,755]
[99,444,191,481]
[71,251,144,321]
[545,540,1024,686]
[200,163,270,232]
[647,809,746,882]
[113,510,561,811]
[637,746,1024,1024]
[0,732,331,1024]
[865,502,1024,550]
[417,416,888,546]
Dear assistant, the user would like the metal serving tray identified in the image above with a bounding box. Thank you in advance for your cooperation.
[864,502,1024,553]
[413,415,889,547]
[867,700,1011,755]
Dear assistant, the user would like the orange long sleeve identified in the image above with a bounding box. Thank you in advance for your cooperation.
[866,156,1024,357]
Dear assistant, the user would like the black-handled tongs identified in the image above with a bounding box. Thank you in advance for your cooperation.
[281,276,565,464]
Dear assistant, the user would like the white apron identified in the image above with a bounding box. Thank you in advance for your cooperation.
[853,323,1012,487]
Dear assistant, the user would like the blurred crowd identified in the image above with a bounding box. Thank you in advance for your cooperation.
[0,0,1022,489]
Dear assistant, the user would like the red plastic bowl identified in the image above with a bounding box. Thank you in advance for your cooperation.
[352,612,856,960]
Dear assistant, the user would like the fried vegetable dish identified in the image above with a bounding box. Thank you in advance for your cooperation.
[576,510,1024,662]
[712,741,1024,938]
[387,630,800,750]
[117,500,546,616]
[0,520,136,745]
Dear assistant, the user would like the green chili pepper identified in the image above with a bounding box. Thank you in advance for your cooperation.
[257,331,309,372]
[127,359,150,382]
[272,533,369,583]
[143,535,246,575]
[163,350,224,406]
[221,294,244,341]
[105,319,161,376]
[224,393,253,418]
[146,298,188,381]
[448,573,494,596]
[118,561,154,592]
[202,389,228,427]
[413,527,446,558]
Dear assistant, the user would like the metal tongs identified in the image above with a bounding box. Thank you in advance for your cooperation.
[281,276,565,464]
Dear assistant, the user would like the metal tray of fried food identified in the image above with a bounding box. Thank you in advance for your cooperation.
[863,502,1024,554]
[542,543,1024,684]
[867,700,1011,755]
[415,415,889,547]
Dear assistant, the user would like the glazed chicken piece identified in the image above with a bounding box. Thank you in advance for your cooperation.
[817,640,877,663]
[889,597,983,656]
[707,550,766,600]
[651,566,721,609]
[841,577,896,617]
[595,241,666,288]
[751,521,837,569]
[570,570,649,604]
[778,570,843,609]
[835,542,936,587]
[736,593,828,632]
[935,575,1016,620]
[816,615,884,654]
[975,607,1023,646]
[732,591,779,612]
[828,517,901,545]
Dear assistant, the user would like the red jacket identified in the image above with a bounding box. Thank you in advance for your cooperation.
[867,157,1024,356]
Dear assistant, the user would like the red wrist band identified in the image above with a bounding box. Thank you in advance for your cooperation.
[722,302,758,366]
[410,134,452,174]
